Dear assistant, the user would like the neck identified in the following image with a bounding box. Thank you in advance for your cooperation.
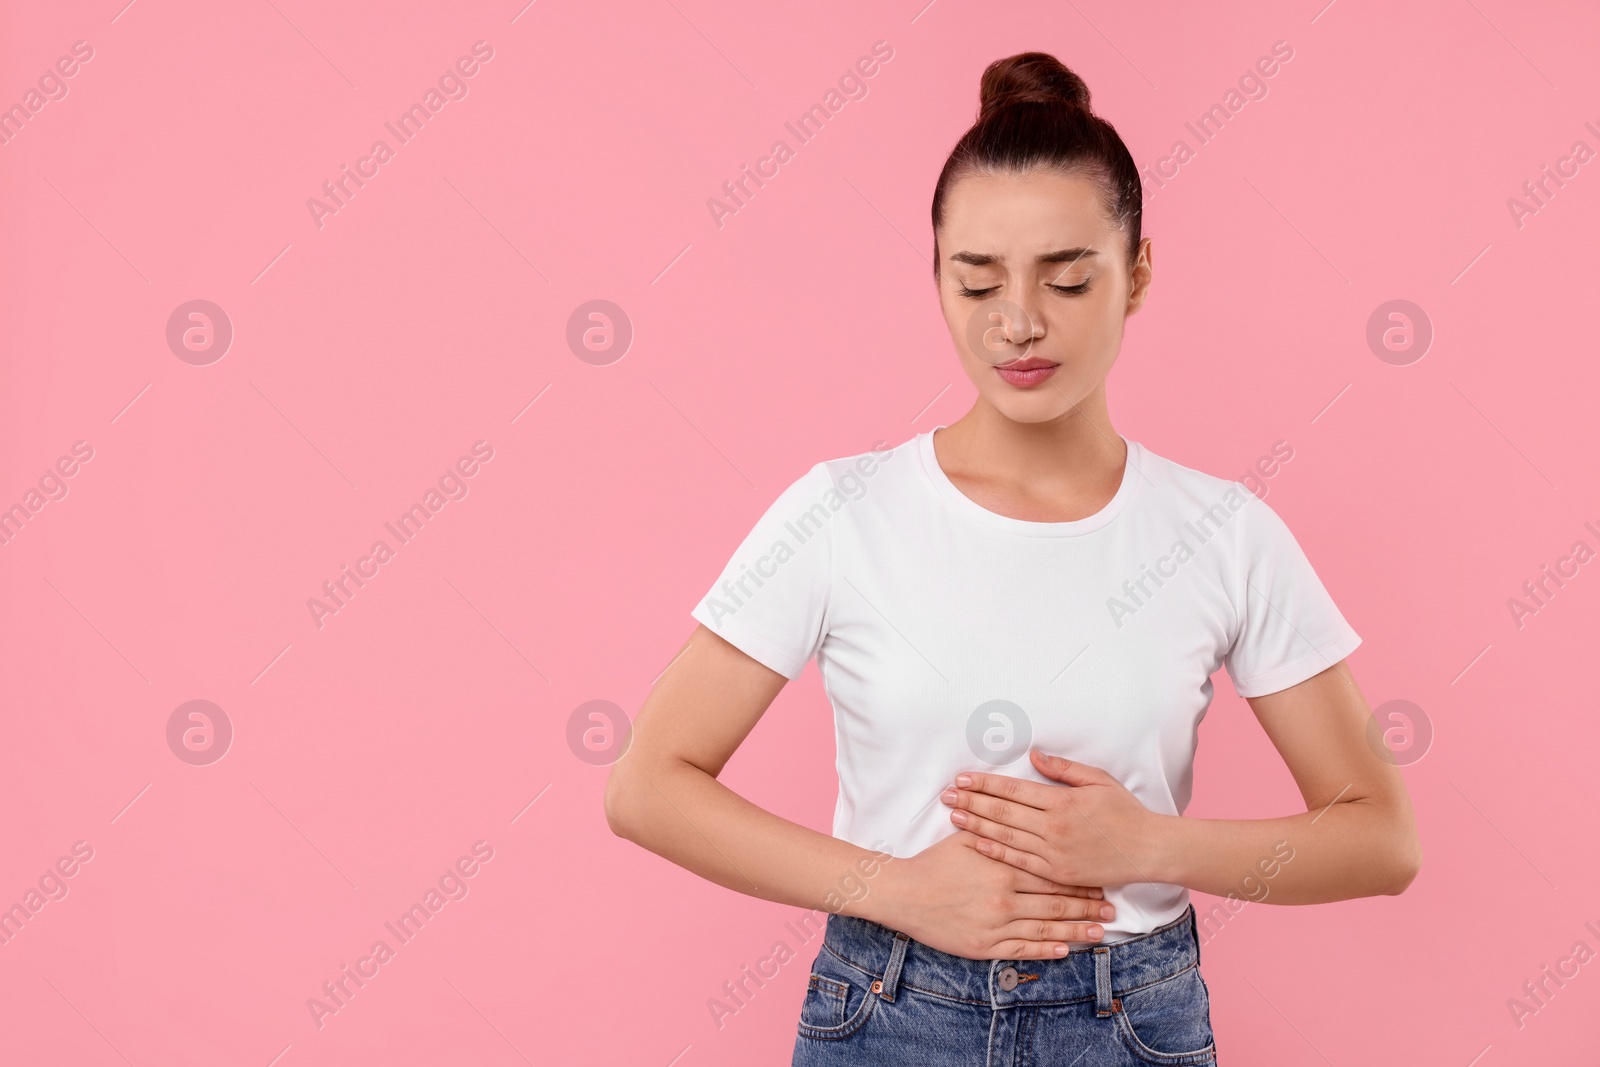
[937,386,1124,492]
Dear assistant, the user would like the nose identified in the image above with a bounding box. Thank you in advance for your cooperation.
[970,295,1044,365]
[998,286,1046,346]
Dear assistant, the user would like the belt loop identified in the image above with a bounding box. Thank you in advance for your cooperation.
[873,931,911,1002]
[1093,946,1114,1017]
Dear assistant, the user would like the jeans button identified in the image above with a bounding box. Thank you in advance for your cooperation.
[997,966,1019,991]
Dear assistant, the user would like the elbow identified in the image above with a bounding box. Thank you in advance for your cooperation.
[1381,825,1423,896]
[605,753,701,845]
[603,764,641,841]
[1385,847,1421,896]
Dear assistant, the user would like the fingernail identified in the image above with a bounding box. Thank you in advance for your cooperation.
[955,774,972,787]
[1101,905,1115,920]
[941,788,958,804]
[950,810,968,825]
[1089,926,1104,940]
[1055,944,1069,956]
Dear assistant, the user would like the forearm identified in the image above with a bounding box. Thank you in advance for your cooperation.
[607,755,898,921]
[1145,796,1421,905]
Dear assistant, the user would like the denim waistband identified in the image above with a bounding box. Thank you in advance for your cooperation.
[817,904,1201,1013]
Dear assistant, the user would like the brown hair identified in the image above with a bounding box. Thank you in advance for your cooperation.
[930,52,1143,278]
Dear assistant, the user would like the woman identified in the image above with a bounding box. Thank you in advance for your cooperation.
[605,51,1420,1066]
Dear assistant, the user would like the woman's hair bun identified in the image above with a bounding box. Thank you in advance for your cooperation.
[978,52,1091,118]
[933,50,1143,280]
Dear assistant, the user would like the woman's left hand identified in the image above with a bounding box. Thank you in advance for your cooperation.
[940,748,1168,888]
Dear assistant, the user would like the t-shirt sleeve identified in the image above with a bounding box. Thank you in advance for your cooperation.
[689,461,835,680]
[1223,491,1362,698]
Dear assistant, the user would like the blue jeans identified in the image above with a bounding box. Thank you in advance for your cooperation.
[792,904,1217,1065]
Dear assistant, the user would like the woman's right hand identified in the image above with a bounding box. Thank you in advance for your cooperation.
[872,828,1113,960]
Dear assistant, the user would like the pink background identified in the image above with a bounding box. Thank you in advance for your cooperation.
[2,0,1597,1063]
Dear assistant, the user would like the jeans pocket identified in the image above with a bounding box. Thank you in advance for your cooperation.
[800,973,849,1030]
[796,949,879,1041]
[1112,965,1217,1065]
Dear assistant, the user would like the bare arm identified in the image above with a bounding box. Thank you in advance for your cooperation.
[604,624,892,917]
[942,660,1422,905]
[1148,659,1422,903]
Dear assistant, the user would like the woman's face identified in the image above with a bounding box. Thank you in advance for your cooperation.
[936,168,1151,424]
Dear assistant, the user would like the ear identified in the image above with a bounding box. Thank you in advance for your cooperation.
[1030,748,1112,786]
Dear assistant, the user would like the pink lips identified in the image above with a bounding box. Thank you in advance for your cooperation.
[995,356,1060,388]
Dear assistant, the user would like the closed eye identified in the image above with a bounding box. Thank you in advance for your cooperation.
[957,282,1091,298]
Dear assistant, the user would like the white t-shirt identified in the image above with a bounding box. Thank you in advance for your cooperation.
[690,428,1362,942]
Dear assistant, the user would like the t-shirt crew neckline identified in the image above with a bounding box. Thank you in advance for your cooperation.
[916,426,1144,537]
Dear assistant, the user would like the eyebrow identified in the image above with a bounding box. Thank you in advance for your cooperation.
[948,247,1099,267]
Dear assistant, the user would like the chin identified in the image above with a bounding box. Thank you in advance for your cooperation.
[986,390,1082,424]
